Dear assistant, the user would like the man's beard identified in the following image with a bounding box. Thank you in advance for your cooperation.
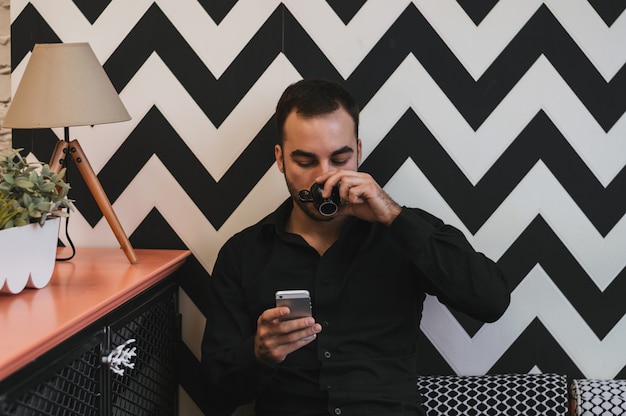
[285,177,334,222]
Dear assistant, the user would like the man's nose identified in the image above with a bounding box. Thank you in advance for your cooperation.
[318,160,335,176]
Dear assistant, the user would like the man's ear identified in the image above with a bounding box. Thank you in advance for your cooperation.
[357,138,362,166]
[275,144,284,173]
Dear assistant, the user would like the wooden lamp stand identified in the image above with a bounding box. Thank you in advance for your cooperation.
[49,130,137,264]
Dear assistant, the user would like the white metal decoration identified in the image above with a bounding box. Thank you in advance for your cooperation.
[103,338,137,376]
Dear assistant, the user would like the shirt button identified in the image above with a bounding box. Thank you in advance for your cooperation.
[323,321,330,327]
[324,351,332,359]
[334,408,342,415]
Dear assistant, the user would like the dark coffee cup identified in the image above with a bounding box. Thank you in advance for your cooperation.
[298,183,341,216]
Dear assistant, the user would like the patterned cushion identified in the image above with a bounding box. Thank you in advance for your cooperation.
[416,373,568,415]
[570,379,626,416]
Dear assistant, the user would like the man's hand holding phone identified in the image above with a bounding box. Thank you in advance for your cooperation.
[254,290,321,364]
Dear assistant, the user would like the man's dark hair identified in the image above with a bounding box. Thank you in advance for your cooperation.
[275,78,359,145]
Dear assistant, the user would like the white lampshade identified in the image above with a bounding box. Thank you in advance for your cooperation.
[3,42,130,129]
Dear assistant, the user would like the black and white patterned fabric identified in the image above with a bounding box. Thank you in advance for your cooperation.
[570,379,626,416]
[416,373,568,416]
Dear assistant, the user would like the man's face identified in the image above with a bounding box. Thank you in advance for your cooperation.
[275,106,361,220]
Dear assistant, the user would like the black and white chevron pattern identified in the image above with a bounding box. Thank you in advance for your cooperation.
[10,1,626,414]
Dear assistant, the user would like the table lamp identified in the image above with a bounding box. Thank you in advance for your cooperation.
[3,42,137,264]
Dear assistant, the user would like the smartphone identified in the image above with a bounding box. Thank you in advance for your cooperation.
[275,290,312,321]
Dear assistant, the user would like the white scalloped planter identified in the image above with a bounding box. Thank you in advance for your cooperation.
[0,217,60,294]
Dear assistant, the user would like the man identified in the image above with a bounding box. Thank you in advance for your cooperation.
[201,78,510,415]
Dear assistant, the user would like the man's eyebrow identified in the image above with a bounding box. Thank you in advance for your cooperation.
[290,149,316,158]
[331,146,354,157]
[290,146,354,158]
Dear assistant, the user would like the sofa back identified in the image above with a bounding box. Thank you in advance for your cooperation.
[416,373,568,415]
[570,378,626,415]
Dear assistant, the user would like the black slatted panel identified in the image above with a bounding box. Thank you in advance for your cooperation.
[2,346,101,416]
[109,290,178,416]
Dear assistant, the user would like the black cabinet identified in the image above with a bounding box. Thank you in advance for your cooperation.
[0,280,179,416]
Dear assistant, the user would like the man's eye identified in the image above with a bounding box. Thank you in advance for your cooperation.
[332,159,349,166]
[296,160,316,167]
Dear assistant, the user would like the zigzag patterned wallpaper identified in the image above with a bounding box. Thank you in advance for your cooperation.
[9,1,626,414]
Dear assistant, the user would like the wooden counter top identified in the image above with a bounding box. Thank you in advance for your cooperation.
[0,247,190,380]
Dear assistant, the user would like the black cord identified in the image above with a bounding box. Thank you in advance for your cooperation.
[55,127,75,261]
[56,214,76,261]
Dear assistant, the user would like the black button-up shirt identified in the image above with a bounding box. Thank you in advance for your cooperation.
[201,199,509,415]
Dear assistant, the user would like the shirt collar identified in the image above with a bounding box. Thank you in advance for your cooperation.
[260,198,293,238]
[260,198,365,241]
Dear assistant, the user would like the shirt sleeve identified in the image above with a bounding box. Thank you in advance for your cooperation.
[200,235,276,413]
[389,207,510,322]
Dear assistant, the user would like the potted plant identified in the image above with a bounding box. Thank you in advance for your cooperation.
[0,148,74,294]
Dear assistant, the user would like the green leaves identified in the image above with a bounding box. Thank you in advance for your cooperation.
[0,148,74,230]
[0,197,21,229]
